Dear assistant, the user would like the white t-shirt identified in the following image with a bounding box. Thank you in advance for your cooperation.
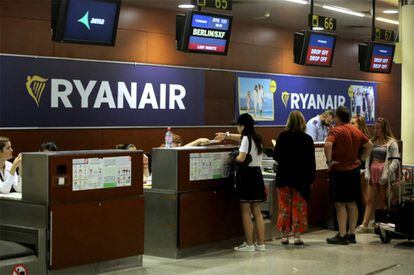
[0,161,21,194]
[239,136,263,167]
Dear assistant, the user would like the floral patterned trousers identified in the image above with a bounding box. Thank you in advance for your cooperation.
[277,187,308,233]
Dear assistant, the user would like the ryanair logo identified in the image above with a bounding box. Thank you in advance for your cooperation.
[25,75,48,107]
[280,90,346,110]
[281,91,290,107]
[23,76,187,110]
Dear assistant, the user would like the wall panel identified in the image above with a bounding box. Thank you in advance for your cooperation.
[0,3,401,154]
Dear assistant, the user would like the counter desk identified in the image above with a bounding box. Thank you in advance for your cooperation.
[145,145,244,258]
[0,150,144,274]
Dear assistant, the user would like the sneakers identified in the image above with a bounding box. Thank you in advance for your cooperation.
[255,243,266,252]
[326,233,349,245]
[348,234,357,244]
[234,242,255,252]
[355,224,373,234]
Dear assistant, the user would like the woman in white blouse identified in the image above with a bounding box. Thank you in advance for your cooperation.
[0,136,21,194]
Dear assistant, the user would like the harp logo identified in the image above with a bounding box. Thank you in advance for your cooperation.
[281,91,290,107]
[25,75,48,107]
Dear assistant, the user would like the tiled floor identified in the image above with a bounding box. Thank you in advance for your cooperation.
[104,230,414,275]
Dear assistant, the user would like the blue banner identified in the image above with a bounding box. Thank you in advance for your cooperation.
[236,72,378,126]
[0,55,205,128]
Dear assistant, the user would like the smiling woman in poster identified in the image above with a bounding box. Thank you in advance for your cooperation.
[0,136,21,194]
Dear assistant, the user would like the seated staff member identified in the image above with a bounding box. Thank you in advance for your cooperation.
[116,144,150,183]
[0,136,21,194]
[39,141,58,152]
[306,110,334,142]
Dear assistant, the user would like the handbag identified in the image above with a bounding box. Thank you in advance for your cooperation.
[229,137,252,169]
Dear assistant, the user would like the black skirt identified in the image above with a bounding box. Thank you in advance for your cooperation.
[235,167,266,202]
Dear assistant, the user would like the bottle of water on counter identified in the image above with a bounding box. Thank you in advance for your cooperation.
[165,127,173,148]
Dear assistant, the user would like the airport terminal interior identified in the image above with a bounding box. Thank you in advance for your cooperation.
[0,0,414,274]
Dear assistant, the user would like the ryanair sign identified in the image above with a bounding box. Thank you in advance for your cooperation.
[1,55,205,128]
[236,72,378,126]
[25,76,187,110]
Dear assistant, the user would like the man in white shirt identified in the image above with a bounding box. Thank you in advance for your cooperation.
[306,110,334,142]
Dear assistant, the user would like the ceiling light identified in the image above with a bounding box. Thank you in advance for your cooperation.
[383,10,399,14]
[322,5,365,17]
[376,17,399,25]
[312,27,324,30]
[178,4,195,9]
[284,0,308,4]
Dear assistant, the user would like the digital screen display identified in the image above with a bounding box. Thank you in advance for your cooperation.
[305,33,336,66]
[57,0,120,46]
[369,44,394,73]
[184,11,232,55]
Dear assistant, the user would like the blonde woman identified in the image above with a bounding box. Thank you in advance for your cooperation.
[356,117,399,233]
[273,111,316,245]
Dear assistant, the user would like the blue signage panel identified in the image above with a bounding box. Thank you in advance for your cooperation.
[0,55,205,128]
[236,72,378,126]
[191,14,230,31]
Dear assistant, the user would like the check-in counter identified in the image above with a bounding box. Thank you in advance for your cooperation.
[308,143,332,227]
[145,145,243,258]
[0,150,144,274]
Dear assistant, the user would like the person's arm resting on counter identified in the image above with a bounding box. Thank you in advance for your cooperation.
[215,131,241,143]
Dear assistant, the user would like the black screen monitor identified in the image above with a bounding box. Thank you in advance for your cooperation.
[176,14,186,51]
[294,30,337,67]
[180,10,233,55]
[52,0,121,46]
[359,41,395,74]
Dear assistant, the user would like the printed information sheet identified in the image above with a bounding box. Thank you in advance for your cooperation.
[72,156,132,191]
[315,147,328,170]
[189,152,231,181]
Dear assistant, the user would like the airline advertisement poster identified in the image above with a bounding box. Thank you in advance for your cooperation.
[0,55,205,128]
[236,72,378,126]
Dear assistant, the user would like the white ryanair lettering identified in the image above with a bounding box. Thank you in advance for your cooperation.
[290,93,346,110]
[50,79,187,110]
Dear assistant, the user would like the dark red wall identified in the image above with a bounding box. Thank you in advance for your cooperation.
[0,1,401,153]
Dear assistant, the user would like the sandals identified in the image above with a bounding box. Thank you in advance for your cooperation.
[281,237,289,245]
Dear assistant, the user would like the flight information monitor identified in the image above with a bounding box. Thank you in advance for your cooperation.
[181,10,233,55]
[53,0,121,46]
[359,42,395,74]
[294,30,336,67]
[304,32,336,66]
[369,43,394,73]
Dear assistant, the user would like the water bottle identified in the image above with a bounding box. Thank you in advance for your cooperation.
[165,127,173,148]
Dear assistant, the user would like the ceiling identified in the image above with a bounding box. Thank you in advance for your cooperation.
[123,0,399,40]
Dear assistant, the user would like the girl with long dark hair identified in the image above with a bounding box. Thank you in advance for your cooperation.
[215,113,266,252]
